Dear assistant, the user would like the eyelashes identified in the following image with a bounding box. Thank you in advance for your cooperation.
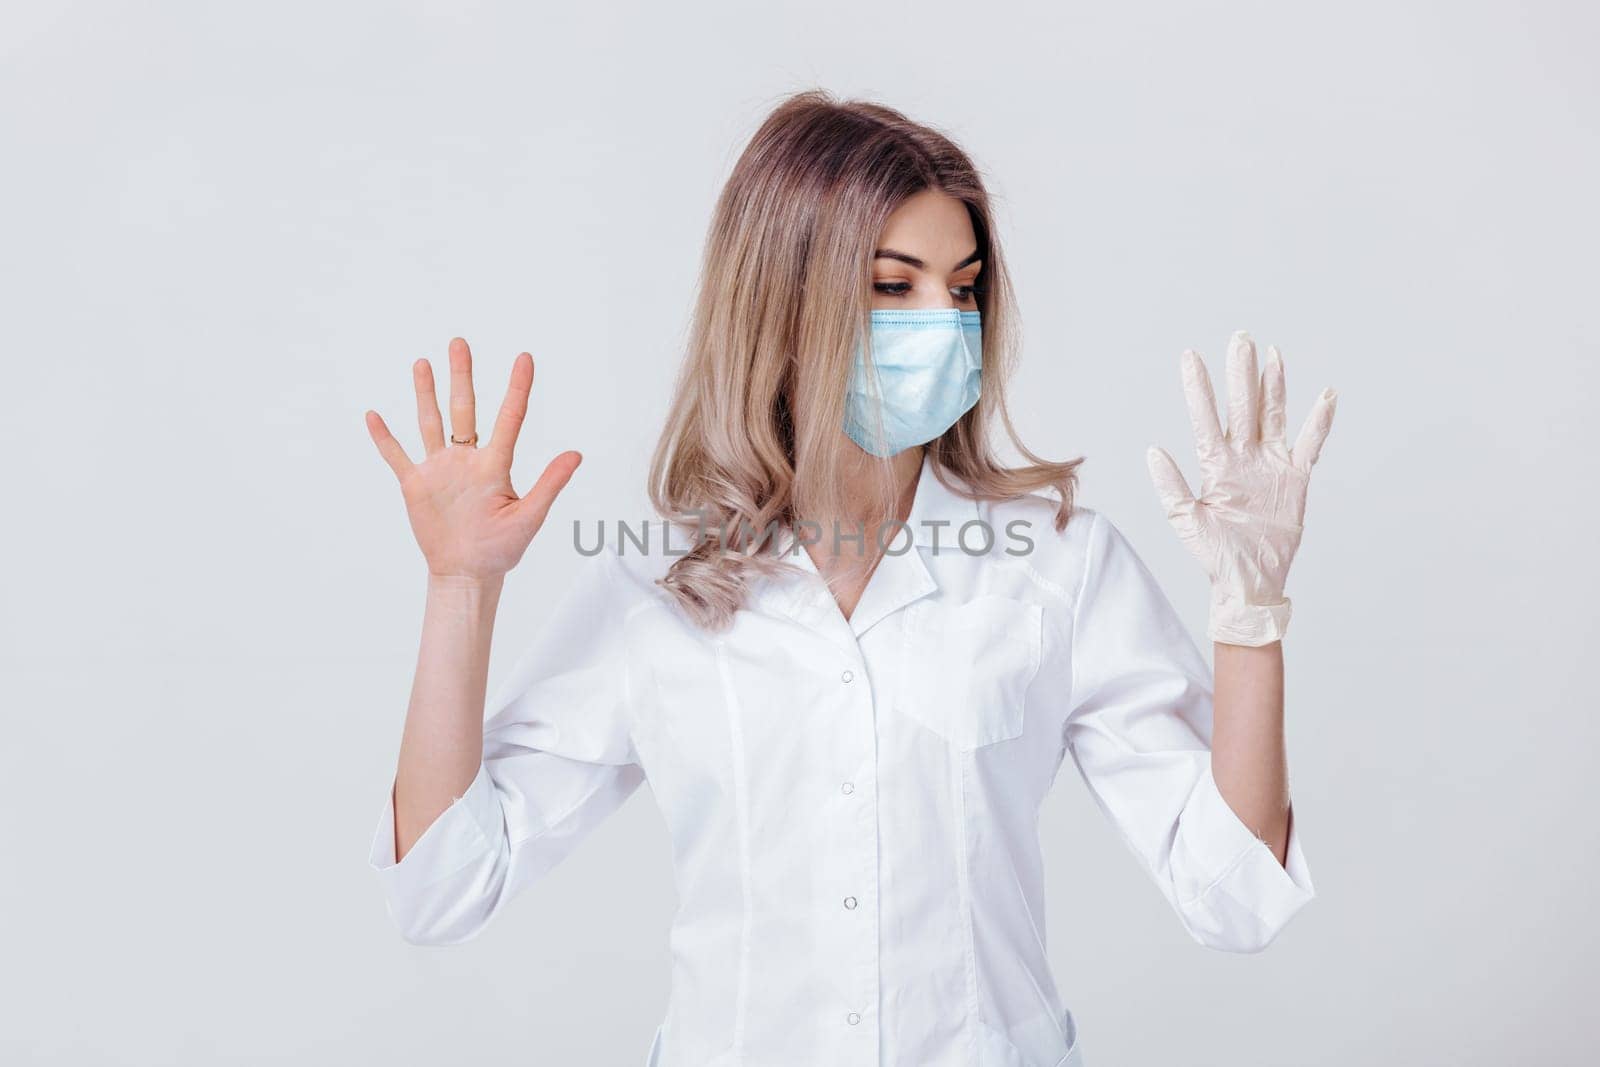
[873,282,984,300]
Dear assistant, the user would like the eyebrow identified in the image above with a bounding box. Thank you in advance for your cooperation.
[873,247,982,271]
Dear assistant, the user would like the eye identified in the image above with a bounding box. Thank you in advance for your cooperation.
[873,281,912,296]
[951,284,979,301]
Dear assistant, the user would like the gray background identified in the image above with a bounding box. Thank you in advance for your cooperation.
[2,1,1595,1063]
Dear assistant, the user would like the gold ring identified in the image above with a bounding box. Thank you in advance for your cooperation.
[449,433,478,447]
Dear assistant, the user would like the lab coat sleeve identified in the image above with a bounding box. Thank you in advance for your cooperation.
[1061,510,1314,953]
[366,549,647,946]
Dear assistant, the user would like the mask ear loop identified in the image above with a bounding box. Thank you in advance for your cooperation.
[965,317,985,394]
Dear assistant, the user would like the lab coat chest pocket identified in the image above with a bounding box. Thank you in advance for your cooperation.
[901,595,1043,749]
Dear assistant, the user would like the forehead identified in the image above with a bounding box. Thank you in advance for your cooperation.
[877,190,977,267]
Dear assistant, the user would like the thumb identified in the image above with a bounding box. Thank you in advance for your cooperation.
[513,450,584,541]
[1145,446,1197,519]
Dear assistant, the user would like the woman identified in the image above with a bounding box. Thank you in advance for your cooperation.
[363,90,1336,1066]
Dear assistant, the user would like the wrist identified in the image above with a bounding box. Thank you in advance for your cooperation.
[425,570,506,606]
[1207,588,1292,647]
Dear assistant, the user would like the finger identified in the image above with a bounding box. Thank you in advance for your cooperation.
[1225,330,1260,445]
[1145,446,1197,517]
[488,353,534,460]
[1180,349,1225,459]
[1261,345,1287,444]
[514,450,584,540]
[413,359,446,456]
[365,410,414,481]
[1290,388,1339,470]
[447,337,478,446]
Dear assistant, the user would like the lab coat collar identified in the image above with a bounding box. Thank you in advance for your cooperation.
[755,452,980,641]
[905,451,984,548]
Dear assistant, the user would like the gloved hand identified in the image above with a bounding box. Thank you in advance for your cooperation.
[1145,331,1337,646]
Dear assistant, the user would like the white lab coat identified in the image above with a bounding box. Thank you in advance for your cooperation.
[368,453,1314,1066]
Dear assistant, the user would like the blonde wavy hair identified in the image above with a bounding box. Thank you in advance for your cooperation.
[649,89,1081,631]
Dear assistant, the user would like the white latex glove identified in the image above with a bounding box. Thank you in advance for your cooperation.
[1146,331,1337,646]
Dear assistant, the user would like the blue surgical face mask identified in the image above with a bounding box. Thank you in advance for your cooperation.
[843,308,983,458]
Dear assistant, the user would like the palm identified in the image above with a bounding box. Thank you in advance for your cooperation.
[1186,436,1310,606]
[365,337,582,581]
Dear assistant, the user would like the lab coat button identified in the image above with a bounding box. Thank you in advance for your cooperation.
[841,669,854,683]
[846,1012,861,1026]
[843,895,858,910]
[841,781,855,795]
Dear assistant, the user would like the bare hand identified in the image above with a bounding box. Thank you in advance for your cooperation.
[364,337,582,581]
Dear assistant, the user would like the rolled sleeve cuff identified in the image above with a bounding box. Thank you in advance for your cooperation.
[1174,764,1316,951]
[367,762,503,901]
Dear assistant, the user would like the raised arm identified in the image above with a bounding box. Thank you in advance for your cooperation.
[365,337,581,862]
[1145,330,1337,864]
